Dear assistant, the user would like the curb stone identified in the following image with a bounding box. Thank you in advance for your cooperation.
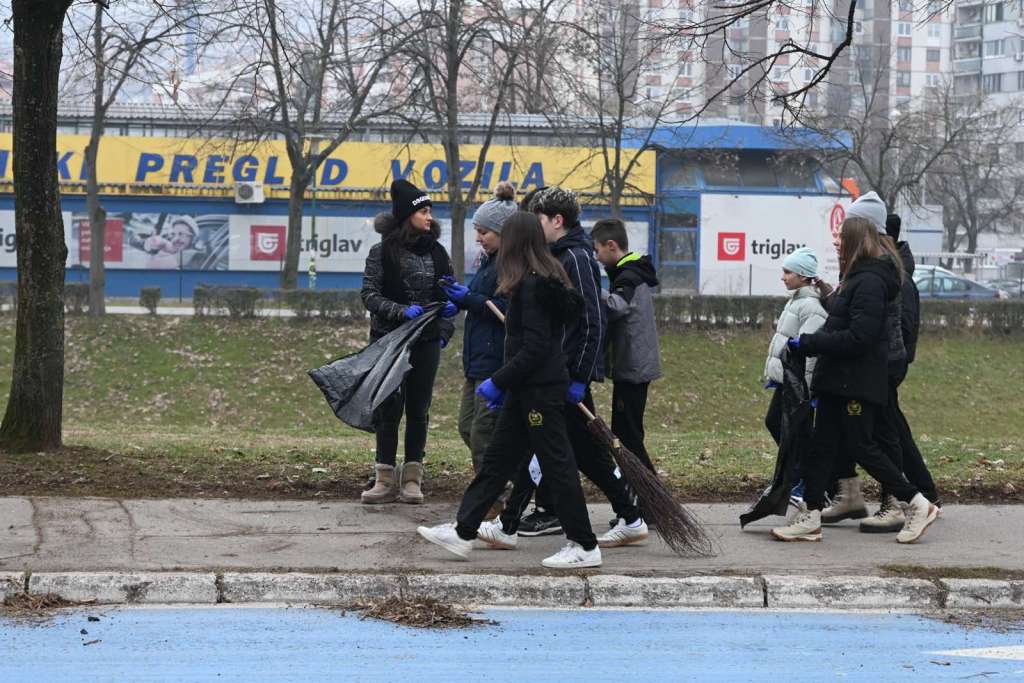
[6,572,1024,611]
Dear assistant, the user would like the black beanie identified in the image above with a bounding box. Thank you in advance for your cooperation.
[391,179,431,224]
[885,213,902,241]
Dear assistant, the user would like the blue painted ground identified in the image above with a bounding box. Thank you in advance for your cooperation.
[2,607,1023,682]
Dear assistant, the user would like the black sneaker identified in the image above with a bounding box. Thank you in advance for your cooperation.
[517,508,563,537]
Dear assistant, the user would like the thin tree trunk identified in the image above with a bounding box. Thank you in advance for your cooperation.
[281,168,309,289]
[0,0,73,451]
[86,1,106,315]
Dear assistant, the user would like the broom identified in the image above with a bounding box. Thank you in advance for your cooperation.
[484,300,715,557]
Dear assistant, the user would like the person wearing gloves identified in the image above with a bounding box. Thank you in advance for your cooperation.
[417,212,603,569]
[771,213,939,544]
[441,182,518,489]
[359,179,458,505]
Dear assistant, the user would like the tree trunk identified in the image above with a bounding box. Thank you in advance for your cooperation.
[281,169,309,289]
[86,1,106,315]
[0,0,73,451]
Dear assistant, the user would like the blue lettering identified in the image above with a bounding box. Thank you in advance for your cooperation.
[264,156,285,185]
[232,155,258,182]
[458,160,475,189]
[320,158,347,186]
[56,151,74,180]
[479,161,494,190]
[169,154,198,183]
[135,153,164,182]
[423,160,447,189]
[391,159,414,180]
[203,155,228,183]
[498,160,512,183]
[521,162,544,189]
[0,150,8,178]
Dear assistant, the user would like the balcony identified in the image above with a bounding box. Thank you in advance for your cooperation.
[954,57,982,73]
[956,0,983,6]
[953,24,982,40]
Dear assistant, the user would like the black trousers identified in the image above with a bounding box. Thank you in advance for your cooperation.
[373,340,441,466]
[611,381,655,472]
[455,385,597,550]
[501,388,641,533]
[803,394,918,511]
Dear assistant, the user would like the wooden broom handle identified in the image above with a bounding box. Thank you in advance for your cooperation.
[484,298,593,419]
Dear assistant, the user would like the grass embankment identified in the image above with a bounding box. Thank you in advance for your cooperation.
[0,316,1021,501]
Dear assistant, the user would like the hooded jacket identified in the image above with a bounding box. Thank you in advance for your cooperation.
[603,253,662,384]
[491,274,583,391]
[765,285,827,390]
[550,224,606,383]
[883,251,908,378]
[461,251,507,380]
[897,241,920,368]
[360,215,454,343]
[799,256,901,407]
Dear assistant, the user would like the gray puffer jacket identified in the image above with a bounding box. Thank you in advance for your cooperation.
[764,285,827,390]
[603,254,662,384]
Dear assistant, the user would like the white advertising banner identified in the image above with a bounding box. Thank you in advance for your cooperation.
[229,214,390,273]
[699,194,845,295]
[0,210,75,269]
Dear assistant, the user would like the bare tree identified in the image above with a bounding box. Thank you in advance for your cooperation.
[61,0,214,315]
[204,0,411,289]
[0,0,73,451]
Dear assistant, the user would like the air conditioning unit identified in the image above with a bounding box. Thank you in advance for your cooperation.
[1018,16,1024,28]
[234,182,265,204]
[1016,52,1024,62]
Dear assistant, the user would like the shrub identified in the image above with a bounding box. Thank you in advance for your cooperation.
[64,282,90,315]
[282,289,319,321]
[139,287,161,315]
[192,284,215,317]
[0,280,16,314]
[221,287,263,319]
[317,289,362,320]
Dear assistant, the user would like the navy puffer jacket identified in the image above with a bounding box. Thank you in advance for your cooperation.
[461,252,507,380]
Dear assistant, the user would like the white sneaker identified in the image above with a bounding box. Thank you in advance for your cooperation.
[417,523,474,559]
[477,519,517,549]
[541,541,602,569]
[597,518,649,548]
[896,494,939,544]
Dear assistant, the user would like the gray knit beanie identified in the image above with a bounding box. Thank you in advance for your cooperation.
[472,182,518,234]
[846,191,887,232]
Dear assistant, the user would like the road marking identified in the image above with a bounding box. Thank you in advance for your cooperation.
[931,646,1024,661]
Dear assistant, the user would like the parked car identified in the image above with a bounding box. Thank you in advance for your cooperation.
[913,266,1007,300]
[982,278,1024,299]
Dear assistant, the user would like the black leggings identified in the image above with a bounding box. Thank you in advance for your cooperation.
[373,339,441,466]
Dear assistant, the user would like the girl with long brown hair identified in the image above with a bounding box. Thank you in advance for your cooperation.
[417,211,604,569]
[770,215,939,545]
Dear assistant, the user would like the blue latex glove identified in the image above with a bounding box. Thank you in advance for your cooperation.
[440,336,448,349]
[441,281,469,304]
[810,398,818,409]
[786,337,801,351]
[403,304,424,320]
[440,301,458,318]
[764,380,779,390]
[566,381,587,405]
[476,378,504,410]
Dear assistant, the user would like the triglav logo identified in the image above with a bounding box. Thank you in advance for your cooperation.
[717,232,745,261]
[250,225,286,260]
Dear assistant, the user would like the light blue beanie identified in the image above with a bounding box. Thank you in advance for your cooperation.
[782,247,818,279]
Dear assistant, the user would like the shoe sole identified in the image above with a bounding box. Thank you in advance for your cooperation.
[896,506,939,544]
[859,521,903,534]
[770,529,822,542]
[821,509,869,525]
[598,531,649,548]
[541,557,602,569]
[478,532,517,550]
[417,527,470,559]
[361,495,398,504]
[517,527,564,537]
[399,495,424,504]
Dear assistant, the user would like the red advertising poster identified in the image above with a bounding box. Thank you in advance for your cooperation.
[78,217,124,263]
[250,225,286,261]
[717,232,746,261]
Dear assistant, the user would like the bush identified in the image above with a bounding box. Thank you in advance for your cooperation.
[192,284,215,317]
[920,299,1024,335]
[0,280,16,314]
[317,289,362,320]
[64,282,90,315]
[139,287,161,315]
[221,287,263,319]
[282,289,319,321]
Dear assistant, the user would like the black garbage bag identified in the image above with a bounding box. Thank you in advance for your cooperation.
[739,349,813,528]
[308,303,442,433]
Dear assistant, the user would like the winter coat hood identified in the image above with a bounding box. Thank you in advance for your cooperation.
[550,223,591,256]
[897,241,915,279]
[848,256,900,301]
[607,254,659,288]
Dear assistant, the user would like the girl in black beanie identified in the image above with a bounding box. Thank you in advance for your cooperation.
[360,179,457,505]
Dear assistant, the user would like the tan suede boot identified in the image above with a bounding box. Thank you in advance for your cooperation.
[361,464,398,504]
[399,461,424,504]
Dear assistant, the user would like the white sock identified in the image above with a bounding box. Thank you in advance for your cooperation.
[626,517,644,528]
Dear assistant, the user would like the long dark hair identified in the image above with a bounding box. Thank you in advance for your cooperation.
[496,211,573,296]
[374,211,441,260]
[839,217,904,283]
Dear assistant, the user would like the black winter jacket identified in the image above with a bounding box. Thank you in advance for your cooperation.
[550,224,605,383]
[461,252,507,380]
[799,257,901,407]
[883,252,907,378]
[491,274,583,391]
[897,241,921,366]
[360,227,454,343]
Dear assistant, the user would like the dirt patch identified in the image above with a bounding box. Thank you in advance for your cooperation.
[881,564,1024,581]
[1,591,94,622]
[345,596,496,630]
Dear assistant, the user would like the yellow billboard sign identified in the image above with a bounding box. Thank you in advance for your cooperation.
[0,134,655,200]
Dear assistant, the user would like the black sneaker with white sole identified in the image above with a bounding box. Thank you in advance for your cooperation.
[517,508,563,537]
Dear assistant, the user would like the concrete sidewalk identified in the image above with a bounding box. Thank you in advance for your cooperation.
[1,496,1021,610]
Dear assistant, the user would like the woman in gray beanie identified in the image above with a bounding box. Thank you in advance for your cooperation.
[442,183,519,515]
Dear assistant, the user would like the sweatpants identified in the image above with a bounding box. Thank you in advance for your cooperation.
[611,381,654,472]
[500,388,641,534]
[373,340,441,466]
[803,394,919,511]
[454,384,597,550]
[458,378,500,473]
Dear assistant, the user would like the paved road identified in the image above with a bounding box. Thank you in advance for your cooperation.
[2,607,1022,681]
[2,497,1021,575]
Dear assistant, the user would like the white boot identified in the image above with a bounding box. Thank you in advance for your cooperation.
[859,494,905,533]
[896,494,939,544]
[821,476,868,524]
[771,508,822,542]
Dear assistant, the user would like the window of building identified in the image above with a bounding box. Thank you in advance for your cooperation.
[984,39,1006,57]
[679,61,693,76]
[897,46,913,62]
[1018,71,1024,90]
[984,2,1004,22]
[854,20,863,33]
[1016,142,1024,161]
[776,16,790,30]
[926,73,941,87]
[983,73,1003,92]
[803,68,814,81]
[898,0,913,11]
[727,64,742,80]
[773,66,785,81]
[927,48,941,62]
[928,23,942,38]
[897,71,912,86]
[897,22,913,36]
